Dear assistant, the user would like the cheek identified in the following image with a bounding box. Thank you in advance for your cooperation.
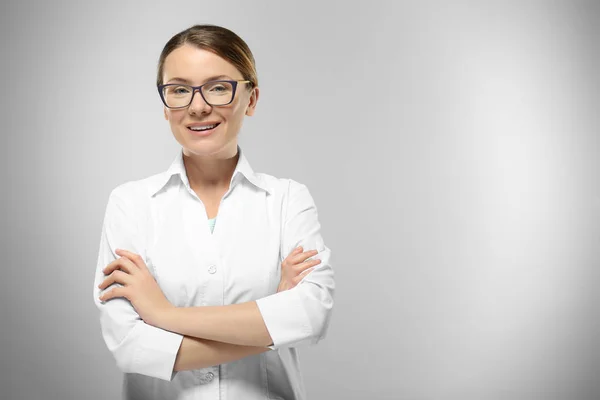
[228,102,247,123]
[166,110,185,125]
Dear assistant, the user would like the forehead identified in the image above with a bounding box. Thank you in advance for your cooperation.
[162,43,242,83]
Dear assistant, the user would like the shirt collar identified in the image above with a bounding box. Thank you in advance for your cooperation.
[149,145,271,197]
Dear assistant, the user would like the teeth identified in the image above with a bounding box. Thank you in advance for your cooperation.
[190,124,217,131]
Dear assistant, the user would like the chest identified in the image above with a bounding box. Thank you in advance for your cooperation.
[145,189,283,307]
[194,189,226,220]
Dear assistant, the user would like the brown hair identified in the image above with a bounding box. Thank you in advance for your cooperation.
[156,24,258,88]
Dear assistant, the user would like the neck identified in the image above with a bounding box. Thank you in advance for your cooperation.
[182,145,239,190]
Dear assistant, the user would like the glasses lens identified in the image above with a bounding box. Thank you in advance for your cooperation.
[162,84,193,108]
[201,81,234,106]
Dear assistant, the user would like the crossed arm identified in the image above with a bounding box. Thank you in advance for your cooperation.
[96,246,319,372]
[174,337,269,372]
[92,181,334,380]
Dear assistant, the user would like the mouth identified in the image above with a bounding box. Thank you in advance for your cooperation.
[187,122,221,137]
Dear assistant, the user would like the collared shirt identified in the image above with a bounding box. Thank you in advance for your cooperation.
[92,146,335,400]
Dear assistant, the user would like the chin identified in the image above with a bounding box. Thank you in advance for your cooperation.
[183,141,229,156]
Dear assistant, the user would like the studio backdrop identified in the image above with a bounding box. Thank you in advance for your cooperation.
[0,1,598,399]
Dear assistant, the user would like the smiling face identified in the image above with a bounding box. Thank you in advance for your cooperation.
[161,43,259,158]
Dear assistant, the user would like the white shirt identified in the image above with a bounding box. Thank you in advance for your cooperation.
[92,146,335,400]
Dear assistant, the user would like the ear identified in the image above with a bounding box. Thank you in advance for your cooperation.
[245,87,260,116]
[163,107,169,120]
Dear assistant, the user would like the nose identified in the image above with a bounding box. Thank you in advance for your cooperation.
[188,88,212,115]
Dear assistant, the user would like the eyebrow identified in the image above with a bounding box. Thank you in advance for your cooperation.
[165,75,233,84]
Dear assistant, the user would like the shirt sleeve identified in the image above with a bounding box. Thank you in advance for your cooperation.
[92,185,184,381]
[255,180,335,349]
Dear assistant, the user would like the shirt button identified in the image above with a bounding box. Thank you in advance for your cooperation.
[208,265,217,274]
[205,372,214,382]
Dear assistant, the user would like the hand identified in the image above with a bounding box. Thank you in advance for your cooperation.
[277,246,321,292]
[98,249,174,327]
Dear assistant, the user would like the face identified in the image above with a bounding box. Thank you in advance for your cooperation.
[161,43,259,158]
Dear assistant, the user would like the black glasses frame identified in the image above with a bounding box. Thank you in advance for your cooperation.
[157,80,251,108]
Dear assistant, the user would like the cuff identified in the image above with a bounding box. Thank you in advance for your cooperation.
[256,288,312,350]
[132,322,184,381]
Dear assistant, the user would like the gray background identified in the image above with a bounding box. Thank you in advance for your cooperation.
[1,1,598,399]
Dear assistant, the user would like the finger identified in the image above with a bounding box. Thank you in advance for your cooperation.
[295,258,321,273]
[98,270,133,290]
[289,249,315,264]
[293,267,316,285]
[282,247,304,268]
[298,266,316,279]
[99,286,128,302]
[116,249,148,271]
[103,256,138,276]
[291,249,319,265]
[285,246,302,260]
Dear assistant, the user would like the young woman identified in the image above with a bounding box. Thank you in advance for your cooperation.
[92,24,335,400]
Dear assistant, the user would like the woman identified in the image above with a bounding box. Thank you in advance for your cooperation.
[92,24,335,400]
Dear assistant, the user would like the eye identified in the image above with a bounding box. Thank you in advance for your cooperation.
[164,85,192,96]
[204,81,233,95]
[172,86,191,94]
[209,85,227,92]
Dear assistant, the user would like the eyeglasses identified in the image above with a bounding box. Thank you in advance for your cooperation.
[157,80,250,108]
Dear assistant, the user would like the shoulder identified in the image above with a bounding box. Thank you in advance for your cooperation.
[107,170,167,207]
[254,172,310,199]
[254,173,317,218]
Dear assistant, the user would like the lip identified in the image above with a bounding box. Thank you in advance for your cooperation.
[186,121,221,137]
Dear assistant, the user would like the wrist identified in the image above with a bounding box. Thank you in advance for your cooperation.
[153,304,178,331]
